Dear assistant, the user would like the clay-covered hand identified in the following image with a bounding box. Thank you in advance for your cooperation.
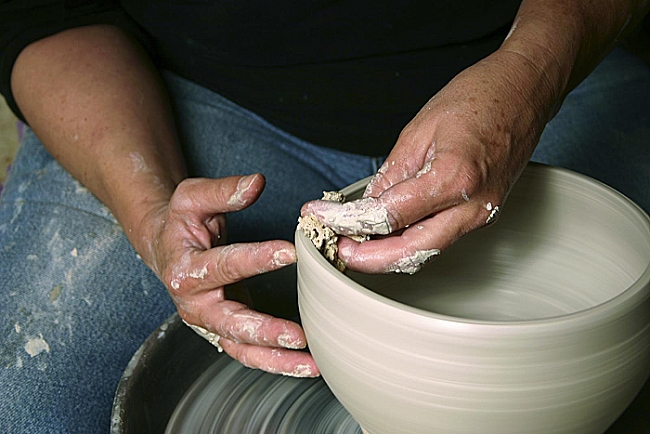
[140,173,319,378]
[302,49,554,274]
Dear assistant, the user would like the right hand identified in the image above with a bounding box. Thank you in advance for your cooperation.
[138,173,319,378]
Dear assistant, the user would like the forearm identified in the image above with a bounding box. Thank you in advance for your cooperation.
[11,24,185,257]
[500,0,649,118]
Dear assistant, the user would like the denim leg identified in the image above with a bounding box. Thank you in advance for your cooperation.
[0,129,179,433]
[532,48,650,214]
[164,71,381,242]
[0,73,378,433]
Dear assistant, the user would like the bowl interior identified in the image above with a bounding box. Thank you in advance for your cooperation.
[344,165,650,322]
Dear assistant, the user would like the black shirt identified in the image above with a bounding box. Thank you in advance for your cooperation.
[0,1,520,155]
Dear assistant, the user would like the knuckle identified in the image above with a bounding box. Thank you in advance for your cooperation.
[162,267,183,292]
[224,343,244,364]
[397,123,417,144]
[227,344,256,370]
[171,179,191,199]
[454,164,483,196]
[169,178,201,210]
[216,251,243,283]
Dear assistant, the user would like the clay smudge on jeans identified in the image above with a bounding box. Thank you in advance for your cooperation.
[24,334,50,358]
[9,199,24,225]
[49,285,62,303]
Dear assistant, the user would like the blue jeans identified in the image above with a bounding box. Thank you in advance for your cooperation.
[0,47,648,433]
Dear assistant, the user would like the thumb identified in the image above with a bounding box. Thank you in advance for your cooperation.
[171,173,266,218]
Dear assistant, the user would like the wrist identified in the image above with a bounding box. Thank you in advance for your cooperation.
[104,171,180,273]
[497,2,596,119]
[122,195,171,275]
[494,50,564,125]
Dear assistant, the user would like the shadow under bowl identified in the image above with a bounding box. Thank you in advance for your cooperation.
[296,163,650,434]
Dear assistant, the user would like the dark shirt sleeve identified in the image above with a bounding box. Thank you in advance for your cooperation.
[0,0,152,123]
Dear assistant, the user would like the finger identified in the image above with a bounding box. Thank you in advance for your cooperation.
[303,153,496,236]
[220,338,320,378]
[301,177,459,237]
[199,300,308,349]
[166,240,296,292]
[301,196,393,236]
[338,201,494,274]
[181,290,308,349]
[363,140,435,198]
[299,133,438,235]
[299,141,434,235]
[363,115,445,197]
[171,173,266,218]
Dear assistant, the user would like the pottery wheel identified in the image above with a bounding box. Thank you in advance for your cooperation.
[112,266,650,434]
[165,354,361,433]
[111,266,362,434]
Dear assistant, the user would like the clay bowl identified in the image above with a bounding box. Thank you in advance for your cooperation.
[296,163,650,434]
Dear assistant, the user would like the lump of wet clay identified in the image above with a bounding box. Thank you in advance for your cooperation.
[298,191,368,272]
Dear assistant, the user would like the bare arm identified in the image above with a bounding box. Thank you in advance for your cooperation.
[11,24,183,256]
[501,0,650,118]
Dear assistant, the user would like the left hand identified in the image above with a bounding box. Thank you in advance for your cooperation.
[302,49,555,273]
[140,175,319,377]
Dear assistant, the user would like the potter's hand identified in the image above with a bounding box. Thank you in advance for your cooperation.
[303,50,553,274]
[142,174,319,377]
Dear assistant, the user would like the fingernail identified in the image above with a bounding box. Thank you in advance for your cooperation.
[386,248,440,274]
[228,174,258,206]
[282,364,316,378]
[302,200,329,217]
[277,332,305,349]
[338,243,353,261]
[272,248,297,267]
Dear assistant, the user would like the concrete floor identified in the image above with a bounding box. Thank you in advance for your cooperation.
[0,98,19,188]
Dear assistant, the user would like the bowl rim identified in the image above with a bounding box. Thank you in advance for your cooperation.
[296,163,650,329]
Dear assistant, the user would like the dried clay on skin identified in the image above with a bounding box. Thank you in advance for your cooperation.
[298,191,369,272]
[386,248,441,274]
[283,364,314,378]
[183,320,224,352]
[228,174,257,207]
[311,196,392,236]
